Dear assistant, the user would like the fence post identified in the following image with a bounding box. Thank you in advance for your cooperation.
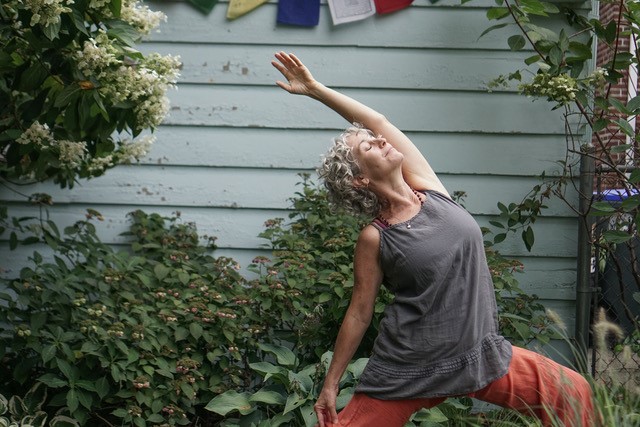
[575,145,595,373]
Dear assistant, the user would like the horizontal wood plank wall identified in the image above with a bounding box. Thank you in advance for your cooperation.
[0,0,591,335]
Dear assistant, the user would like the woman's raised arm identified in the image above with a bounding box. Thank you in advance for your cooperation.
[272,51,449,196]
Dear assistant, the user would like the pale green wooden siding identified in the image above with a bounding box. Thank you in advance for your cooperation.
[0,0,591,332]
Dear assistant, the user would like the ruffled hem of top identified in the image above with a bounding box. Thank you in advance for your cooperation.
[364,334,509,379]
[354,335,512,399]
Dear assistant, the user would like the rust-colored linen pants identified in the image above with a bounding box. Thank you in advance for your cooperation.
[330,346,595,427]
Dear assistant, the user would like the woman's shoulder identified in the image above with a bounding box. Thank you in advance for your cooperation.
[358,223,381,246]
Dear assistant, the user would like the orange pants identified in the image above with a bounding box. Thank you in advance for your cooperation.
[331,346,595,427]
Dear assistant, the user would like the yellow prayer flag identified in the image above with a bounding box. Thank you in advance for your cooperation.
[227,0,269,19]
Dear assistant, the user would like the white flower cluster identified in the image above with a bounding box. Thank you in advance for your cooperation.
[121,1,167,35]
[520,73,578,105]
[16,121,89,170]
[16,121,54,146]
[88,0,167,35]
[74,32,119,79]
[87,155,115,174]
[115,135,155,163]
[56,140,87,168]
[23,0,74,27]
[586,67,609,89]
[74,33,180,131]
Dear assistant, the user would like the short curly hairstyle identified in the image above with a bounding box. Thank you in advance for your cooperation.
[317,124,381,218]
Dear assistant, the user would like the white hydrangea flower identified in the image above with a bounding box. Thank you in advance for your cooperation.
[24,0,74,27]
[519,73,578,105]
[116,135,155,163]
[87,154,115,173]
[121,1,167,35]
[56,140,87,168]
[16,121,54,146]
[87,0,166,35]
[73,27,180,131]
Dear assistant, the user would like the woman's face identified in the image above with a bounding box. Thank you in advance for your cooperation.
[345,130,403,183]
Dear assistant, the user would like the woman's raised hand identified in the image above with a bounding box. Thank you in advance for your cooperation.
[272,52,318,96]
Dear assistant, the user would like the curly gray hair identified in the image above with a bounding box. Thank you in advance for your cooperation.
[317,124,381,217]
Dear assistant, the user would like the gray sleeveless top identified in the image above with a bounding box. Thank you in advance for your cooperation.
[355,190,512,399]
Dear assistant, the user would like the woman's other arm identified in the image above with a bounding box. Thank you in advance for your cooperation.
[313,225,383,427]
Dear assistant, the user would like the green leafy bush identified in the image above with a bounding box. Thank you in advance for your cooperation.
[0,178,558,426]
[247,174,393,364]
[0,210,276,426]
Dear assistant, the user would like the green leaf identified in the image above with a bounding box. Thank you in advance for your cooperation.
[478,23,509,39]
[42,20,62,40]
[50,414,81,427]
[38,374,67,388]
[178,271,190,285]
[205,390,253,416]
[615,118,635,137]
[42,345,57,364]
[77,390,93,410]
[105,20,140,46]
[522,226,535,252]
[189,322,203,339]
[147,414,164,423]
[57,359,75,381]
[249,362,288,382]
[95,377,109,400]
[154,264,170,280]
[249,387,286,405]
[283,392,306,415]
[18,63,49,92]
[610,144,631,154]
[508,35,526,51]
[317,292,332,303]
[486,7,510,20]
[257,343,297,367]
[604,20,617,44]
[627,95,640,112]
[524,54,541,65]
[174,327,189,341]
[629,169,640,184]
[592,201,617,213]
[609,98,631,115]
[55,84,82,108]
[494,233,507,244]
[603,230,633,244]
[66,389,79,413]
[592,118,609,132]
[540,1,559,13]
[75,381,96,392]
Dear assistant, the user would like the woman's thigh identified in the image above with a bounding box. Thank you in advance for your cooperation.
[470,346,595,427]
[330,393,446,427]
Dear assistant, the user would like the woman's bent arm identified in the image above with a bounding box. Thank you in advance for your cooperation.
[314,225,383,427]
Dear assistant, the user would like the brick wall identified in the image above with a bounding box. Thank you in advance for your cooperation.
[594,1,635,190]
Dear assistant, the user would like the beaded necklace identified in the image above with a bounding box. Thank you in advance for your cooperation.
[376,188,424,229]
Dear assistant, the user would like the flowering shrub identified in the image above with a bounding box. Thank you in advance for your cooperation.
[0,180,560,425]
[0,210,277,426]
[0,0,180,187]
